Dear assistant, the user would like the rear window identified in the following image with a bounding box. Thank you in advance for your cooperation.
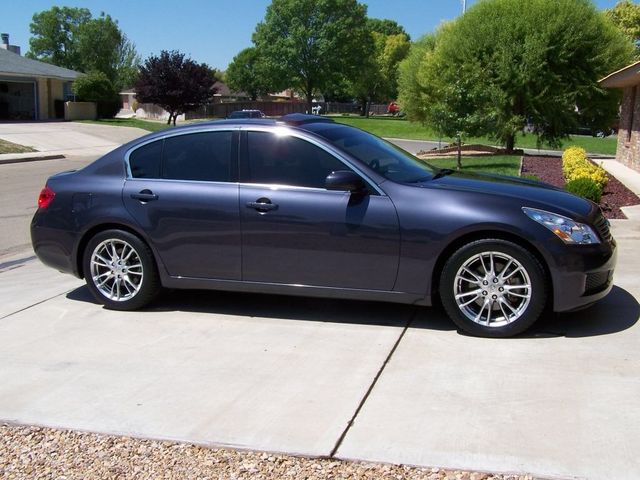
[129,140,162,178]
[162,131,232,182]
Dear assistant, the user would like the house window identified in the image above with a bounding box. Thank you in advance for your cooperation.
[63,82,74,101]
[628,86,637,143]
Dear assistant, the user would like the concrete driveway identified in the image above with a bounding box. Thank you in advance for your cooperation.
[0,220,639,479]
[0,121,147,158]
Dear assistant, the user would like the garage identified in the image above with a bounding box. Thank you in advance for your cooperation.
[0,36,81,121]
[0,79,36,120]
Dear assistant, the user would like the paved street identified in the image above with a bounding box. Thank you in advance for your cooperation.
[0,123,639,479]
[0,155,97,257]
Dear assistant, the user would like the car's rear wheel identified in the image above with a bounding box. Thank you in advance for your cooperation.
[83,229,160,310]
[440,239,547,337]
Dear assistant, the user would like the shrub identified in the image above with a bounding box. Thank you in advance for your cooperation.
[73,71,120,118]
[561,146,588,176]
[565,177,603,203]
[561,145,608,188]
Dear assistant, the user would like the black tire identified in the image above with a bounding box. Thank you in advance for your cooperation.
[439,239,547,338]
[83,229,160,310]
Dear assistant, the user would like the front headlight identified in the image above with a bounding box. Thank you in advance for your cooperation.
[522,207,600,244]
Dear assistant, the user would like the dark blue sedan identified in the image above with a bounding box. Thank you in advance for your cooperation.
[31,114,616,337]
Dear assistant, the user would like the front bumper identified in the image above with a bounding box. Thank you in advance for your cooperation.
[550,238,617,312]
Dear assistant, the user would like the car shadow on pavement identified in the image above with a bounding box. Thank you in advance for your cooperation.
[66,284,638,338]
[518,285,639,338]
[65,285,454,331]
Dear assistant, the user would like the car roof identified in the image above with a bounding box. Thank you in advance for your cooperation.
[121,114,341,149]
[155,114,336,132]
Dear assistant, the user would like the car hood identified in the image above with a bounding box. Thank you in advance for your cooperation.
[417,170,595,219]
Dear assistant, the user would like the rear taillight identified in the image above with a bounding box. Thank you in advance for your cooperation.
[38,186,55,209]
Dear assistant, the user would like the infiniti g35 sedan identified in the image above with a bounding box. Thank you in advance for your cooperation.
[31,114,616,337]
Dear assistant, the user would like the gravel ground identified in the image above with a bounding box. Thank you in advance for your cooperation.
[0,423,537,480]
[521,155,640,219]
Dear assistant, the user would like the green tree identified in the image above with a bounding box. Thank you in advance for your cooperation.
[253,0,372,113]
[606,0,640,50]
[76,14,123,85]
[116,35,141,90]
[351,30,410,116]
[367,18,409,38]
[26,6,91,69]
[398,0,635,152]
[397,34,436,120]
[399,31,480,169]
[225,47,272,100]
[136,50,217,125]
[27,7,139,90]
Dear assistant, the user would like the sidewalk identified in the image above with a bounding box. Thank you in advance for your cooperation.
[599,158,640,220]
[0,121,147,163]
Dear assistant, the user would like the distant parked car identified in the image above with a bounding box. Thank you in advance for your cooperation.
[227,110,265,119]
[387,102,399,115]
[31,114,616,338]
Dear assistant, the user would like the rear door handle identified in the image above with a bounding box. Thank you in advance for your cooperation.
[246,199,278,212]
[131,189,158,202]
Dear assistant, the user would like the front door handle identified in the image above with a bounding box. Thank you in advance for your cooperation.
[246,198,278,212]
[131,189,158,202]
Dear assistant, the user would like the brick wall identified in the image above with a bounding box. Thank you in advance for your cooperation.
[616,85,640,172]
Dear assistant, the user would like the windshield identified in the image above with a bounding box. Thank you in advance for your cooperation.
[312,125,436,183]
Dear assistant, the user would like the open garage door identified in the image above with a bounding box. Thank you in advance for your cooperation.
[0,80,36,120]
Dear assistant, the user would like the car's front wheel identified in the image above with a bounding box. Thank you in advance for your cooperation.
[83,229,160,310]
[440,239,547,337]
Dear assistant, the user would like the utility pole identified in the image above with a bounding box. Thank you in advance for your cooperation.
[461,0,467,13]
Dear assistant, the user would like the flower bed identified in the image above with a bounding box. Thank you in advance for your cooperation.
[521,155,639,219]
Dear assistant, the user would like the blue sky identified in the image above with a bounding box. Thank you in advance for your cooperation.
[2,0,622,70]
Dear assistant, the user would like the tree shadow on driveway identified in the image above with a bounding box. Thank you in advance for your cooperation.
[66,284,638,338]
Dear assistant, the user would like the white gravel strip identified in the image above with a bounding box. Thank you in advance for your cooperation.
[0,423,537,480]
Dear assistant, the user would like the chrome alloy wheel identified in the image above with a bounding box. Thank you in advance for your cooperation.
[453,251,532,327]
[89,239,144,302]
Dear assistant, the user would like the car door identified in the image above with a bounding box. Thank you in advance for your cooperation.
[122,129,241,280]
[239,128,400,290]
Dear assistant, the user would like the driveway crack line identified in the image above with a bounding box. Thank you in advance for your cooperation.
[0,288,78,321]
[328,308,416,458]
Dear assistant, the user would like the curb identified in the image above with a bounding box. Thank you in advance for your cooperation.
[0,154,65,165]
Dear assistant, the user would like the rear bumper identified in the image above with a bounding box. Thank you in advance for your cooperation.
[31,223,80,277]
[550,239,617,312]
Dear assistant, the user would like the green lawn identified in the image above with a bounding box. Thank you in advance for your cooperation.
[0,139,36,154]
[77,118,173,132]
[425,155,522,177]
[332,116,617,155]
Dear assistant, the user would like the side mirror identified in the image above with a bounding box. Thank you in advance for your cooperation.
[325,170,367,193]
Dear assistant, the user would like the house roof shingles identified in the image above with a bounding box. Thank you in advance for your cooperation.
[0,48,82,81]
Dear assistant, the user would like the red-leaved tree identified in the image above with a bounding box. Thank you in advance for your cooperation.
[135,50,217,125]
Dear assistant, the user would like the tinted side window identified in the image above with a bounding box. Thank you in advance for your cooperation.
[163,131,233,182]
[245,131,347,188]
[129,140,162,178]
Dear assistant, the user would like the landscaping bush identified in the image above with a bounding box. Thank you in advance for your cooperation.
[561,145,608,188]
[561,146,588,176]
[565,177,603,203]
[73,71,120,118]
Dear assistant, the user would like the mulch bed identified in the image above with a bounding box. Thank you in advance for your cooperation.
[521,155,640,219]
[417,144,523,157]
